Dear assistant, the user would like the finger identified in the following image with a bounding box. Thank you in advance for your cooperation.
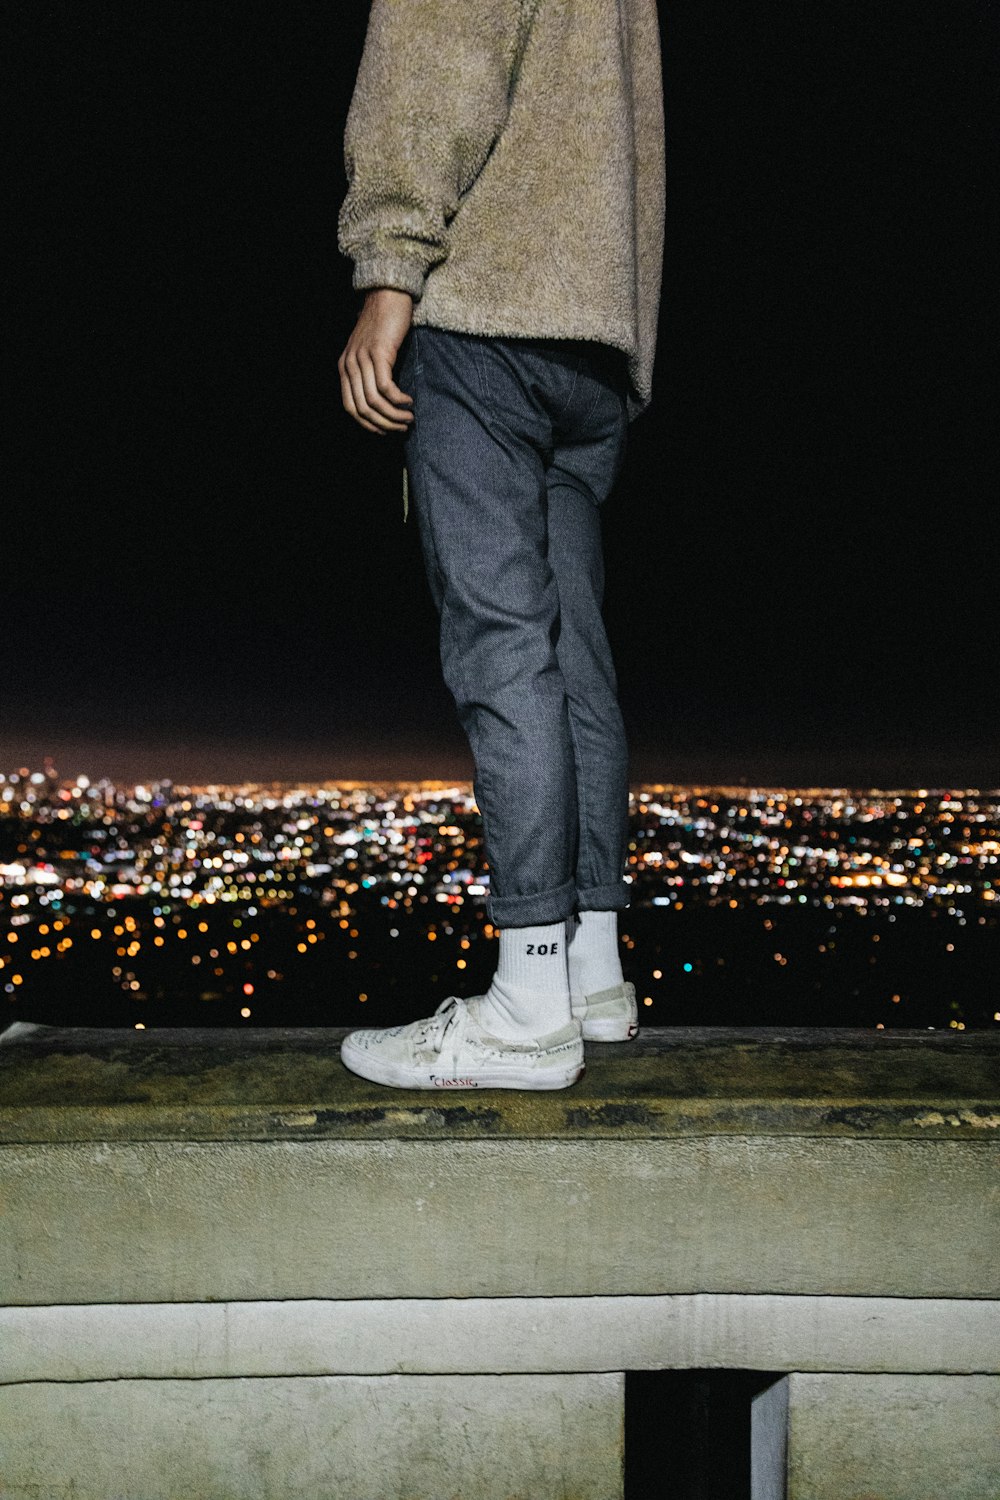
[372,351,414,409]
[341,363,383,434]
[358,350,410,430]
[346,360,384,432]
[357,349,412,430]
[343,350,398,432]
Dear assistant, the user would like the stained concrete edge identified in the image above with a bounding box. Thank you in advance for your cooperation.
[2,1020,998,1142]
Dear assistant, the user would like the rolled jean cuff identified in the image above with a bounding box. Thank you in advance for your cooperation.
[576,878,631,912]
[487,875,578,929]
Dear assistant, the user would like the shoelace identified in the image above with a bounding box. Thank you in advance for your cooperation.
[414,995,471,1057]
[412,995,547,1065]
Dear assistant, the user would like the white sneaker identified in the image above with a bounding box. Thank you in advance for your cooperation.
[340,994,586,1091]
[571,980,639,1041]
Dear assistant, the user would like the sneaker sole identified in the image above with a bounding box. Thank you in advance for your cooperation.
[581,1018,640,1042]
[340,1037,585,1091]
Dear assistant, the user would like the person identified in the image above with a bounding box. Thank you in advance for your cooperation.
[336,0,665,1090]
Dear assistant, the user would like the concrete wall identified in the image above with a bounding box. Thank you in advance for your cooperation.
[4,1135,998,1303]
[2,1019,998,1498]
[753,1373,1000,1500]
[0,1373,625,1500]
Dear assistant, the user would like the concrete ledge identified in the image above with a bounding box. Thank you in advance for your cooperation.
[3,1022,998,1498]
[2,1022,998,1305]
[3,1020,998,1141]
[3,1295,999,1384]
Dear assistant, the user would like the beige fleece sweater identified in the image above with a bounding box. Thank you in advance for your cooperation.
[338,0,665,423]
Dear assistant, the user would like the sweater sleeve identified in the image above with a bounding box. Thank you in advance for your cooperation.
[338,0,535,299]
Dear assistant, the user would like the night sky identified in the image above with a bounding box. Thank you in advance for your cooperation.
[9,2,997,788]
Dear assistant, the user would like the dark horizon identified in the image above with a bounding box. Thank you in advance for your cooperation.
[1,737,996,794]
[9,3,996,781]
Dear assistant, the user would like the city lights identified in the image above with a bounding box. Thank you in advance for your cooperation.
[0,765,996,1030]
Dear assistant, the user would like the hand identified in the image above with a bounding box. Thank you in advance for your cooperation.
[338,288,415,435]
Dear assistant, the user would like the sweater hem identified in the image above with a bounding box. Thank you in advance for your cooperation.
[410,301,652,420]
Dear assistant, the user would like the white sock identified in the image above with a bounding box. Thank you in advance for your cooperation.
[565,909,625,1002]
[471,921,571,1040]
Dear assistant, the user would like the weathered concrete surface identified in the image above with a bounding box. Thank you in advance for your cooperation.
[752,1372,1000,1500]
[0,1371,624,1500]
[2,1020,998,1142]
[2,1023,998,1305]
[4,1295,998,1384]
[3,1134,997,1304]
[2,1023,997,1498]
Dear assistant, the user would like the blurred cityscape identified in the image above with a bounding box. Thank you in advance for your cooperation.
[1,760,997,1032]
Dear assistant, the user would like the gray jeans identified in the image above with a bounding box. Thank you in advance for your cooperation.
[399,324,631,928]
